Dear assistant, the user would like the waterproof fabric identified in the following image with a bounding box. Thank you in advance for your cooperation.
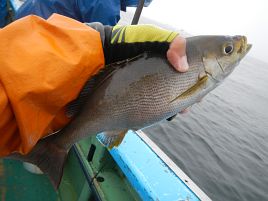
[15,0,153,25]
[124,0,152,7]
[0,0,7,27]
[0,14,104,156]
[15,0,121,25]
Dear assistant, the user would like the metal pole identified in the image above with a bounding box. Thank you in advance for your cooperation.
[131,0,145,25]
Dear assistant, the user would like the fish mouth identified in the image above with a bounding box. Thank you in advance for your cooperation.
[246,44,252,53]
[236,35,252,59]
[239,44,252,60]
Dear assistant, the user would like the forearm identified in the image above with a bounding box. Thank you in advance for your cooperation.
[87,23,179,64]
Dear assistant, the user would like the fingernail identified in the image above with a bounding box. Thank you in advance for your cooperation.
[178,56,189,72]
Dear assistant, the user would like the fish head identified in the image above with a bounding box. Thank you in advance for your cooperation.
[187,35,252,82]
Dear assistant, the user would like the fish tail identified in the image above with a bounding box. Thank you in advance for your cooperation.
[7,136,68,189]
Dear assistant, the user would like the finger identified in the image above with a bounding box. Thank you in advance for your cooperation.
[177,55,189,72]
[167,36,189,72]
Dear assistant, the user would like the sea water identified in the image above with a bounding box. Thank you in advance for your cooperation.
[145,57,268,201]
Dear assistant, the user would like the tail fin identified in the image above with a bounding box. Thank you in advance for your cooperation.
[7,137,68,189]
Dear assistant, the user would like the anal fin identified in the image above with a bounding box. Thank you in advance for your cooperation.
[96,130,128,149]
[6,136,68,189]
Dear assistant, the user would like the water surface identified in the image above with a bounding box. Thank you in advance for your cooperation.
[144,57,268,201]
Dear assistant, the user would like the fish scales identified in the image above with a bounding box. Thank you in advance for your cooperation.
[58,53,201,146]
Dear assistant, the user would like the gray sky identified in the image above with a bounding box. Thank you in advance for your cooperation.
[129,0,268,63]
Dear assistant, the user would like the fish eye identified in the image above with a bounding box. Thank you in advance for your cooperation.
[223,44,234,55]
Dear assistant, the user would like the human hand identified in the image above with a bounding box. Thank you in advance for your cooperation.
[167,35,189,72]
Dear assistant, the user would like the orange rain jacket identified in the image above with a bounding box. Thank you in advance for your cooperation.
[0,14,104,156]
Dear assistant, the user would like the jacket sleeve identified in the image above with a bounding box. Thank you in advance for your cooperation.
[86,23,179,65]
[0,14,104,156]
[15,0,121,26]
[103,24,179,64]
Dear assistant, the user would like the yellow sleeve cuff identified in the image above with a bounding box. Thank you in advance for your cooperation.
[111,24,178,44]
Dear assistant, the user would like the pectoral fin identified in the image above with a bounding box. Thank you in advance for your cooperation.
[170,75,208,103]
[96,130,128,149]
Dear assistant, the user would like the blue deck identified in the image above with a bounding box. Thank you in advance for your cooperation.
[110,131,201,201]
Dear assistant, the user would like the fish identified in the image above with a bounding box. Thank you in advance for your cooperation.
[6,35,251,189]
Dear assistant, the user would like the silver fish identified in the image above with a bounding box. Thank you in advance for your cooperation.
[7,35,251,188]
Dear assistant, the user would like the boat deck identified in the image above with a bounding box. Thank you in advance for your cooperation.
[0,159,57,201]
[0,131,210,201]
